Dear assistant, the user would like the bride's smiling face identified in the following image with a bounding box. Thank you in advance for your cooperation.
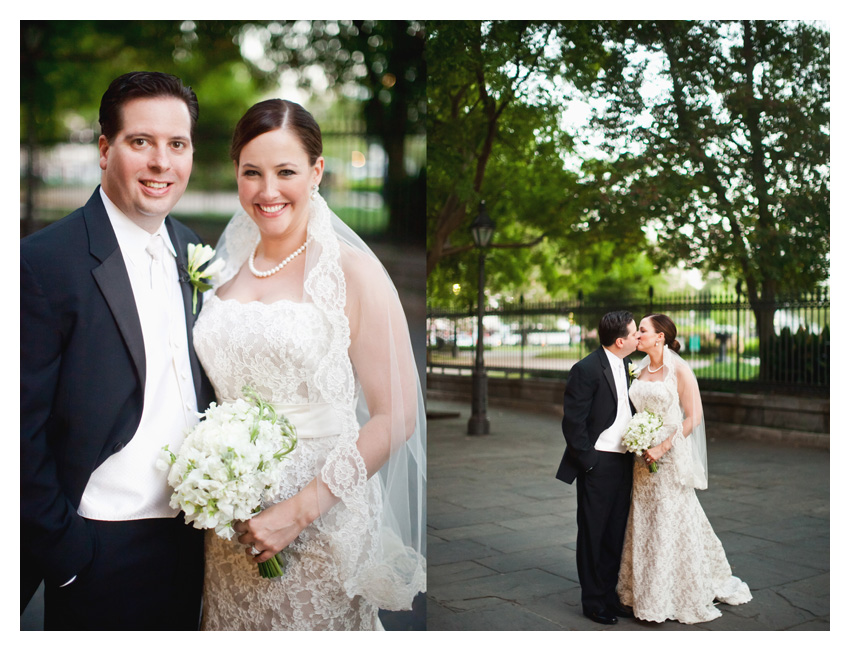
[235,127,324,240]
[637,317,662,352]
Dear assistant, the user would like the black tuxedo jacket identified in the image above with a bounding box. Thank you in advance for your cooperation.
[556,347,633,484]
[20,188,215,608]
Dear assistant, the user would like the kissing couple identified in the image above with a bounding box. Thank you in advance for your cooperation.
[557,310,752,625]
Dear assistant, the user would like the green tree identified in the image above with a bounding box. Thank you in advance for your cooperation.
[426,20,649,307]
[21,21,263,146]
[577,20,829,375]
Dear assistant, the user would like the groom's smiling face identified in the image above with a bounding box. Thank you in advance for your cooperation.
[99,96,193,229]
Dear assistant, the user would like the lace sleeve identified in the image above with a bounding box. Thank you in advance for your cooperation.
[669,422,685,446]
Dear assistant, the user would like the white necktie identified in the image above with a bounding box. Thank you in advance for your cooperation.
[145,232,179,365]
[146,233,169,293]
[616,366,627,401]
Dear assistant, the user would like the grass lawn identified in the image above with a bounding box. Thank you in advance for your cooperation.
[693,359,759,381]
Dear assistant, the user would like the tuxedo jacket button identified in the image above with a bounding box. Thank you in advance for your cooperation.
[113,442,125,452]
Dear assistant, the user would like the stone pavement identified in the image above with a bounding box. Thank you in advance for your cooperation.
[426,399,830,631]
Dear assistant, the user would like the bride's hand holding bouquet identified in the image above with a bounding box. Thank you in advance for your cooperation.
[232,482,319,564]
[622,411,664,472]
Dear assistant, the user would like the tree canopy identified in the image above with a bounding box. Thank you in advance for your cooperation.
[426,21,652,307]
[426,20,829,311]
[21,21,261,148]
[581,20,829,302]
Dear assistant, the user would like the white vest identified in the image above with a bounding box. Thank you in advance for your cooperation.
[77,190,199,520]
[594,347,630,454]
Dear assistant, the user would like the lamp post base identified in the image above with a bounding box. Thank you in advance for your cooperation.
[467,413,490,436]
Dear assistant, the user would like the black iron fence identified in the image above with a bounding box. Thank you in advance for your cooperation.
[427,289,829,395]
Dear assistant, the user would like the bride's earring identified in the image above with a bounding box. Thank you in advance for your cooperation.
[311,184,319,201]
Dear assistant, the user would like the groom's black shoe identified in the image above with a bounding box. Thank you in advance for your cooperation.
[583,607,618,625]
[608,603,634,618]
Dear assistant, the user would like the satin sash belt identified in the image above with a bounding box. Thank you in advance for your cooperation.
[271,402,341,439]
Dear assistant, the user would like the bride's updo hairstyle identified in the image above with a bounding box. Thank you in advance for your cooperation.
[646,314,681,353]
[230,99,322,166]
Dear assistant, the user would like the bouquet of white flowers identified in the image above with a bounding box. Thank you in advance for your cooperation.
[159,386,297,578]
[622,411,663,473]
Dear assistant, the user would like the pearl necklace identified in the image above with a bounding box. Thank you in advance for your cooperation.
[248,238,310,278]
[647,354,664,373]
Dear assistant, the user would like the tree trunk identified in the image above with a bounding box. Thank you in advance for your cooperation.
[658,21,779,378]
[740,20,780,381]
[427,194,467,276]
[752,280,778,382]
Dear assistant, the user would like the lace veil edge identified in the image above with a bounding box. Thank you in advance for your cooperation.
[665,346,708,489]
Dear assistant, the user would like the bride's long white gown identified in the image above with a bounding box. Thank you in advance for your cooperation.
[193,295,382,630]
[618,376,752,624]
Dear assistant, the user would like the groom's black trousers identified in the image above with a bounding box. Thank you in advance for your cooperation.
[575,451,633,612]
[44,515,203,631]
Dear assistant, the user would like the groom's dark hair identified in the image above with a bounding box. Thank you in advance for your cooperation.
[599,311,634,346]
[99,71,199,143]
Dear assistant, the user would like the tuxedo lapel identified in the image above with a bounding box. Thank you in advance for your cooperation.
[597,347,618,403]
[165,217,195,329]
[165,217,205,407]
[85,191,146,387]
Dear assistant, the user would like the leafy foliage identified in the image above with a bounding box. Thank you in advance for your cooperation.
[763,325,829,385]
[21,21,261,148]
[427,20,829,316]
[426,21,650,306]
[582,20,829,298]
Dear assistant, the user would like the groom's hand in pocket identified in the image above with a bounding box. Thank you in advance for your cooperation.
[577,449,599,475]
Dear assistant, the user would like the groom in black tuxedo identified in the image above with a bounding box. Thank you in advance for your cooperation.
[556,311,638,625]
[21,72,214,630]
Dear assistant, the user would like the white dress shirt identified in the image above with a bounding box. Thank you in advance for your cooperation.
[594,347,631,454]
[77,189,199,520]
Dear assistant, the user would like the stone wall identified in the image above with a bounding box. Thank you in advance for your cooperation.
[426,373,829,449]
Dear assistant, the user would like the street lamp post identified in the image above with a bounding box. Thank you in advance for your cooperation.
[468,201,495,436]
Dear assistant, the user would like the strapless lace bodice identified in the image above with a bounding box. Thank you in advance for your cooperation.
[194,295,332,405]
[629,378,681,441]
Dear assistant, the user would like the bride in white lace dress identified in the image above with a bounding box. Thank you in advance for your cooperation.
[192,99,425,630]
[617,314,751,624]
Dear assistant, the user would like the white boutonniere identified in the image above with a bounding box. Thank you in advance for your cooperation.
[628,362,639,380]
[185,244,225,314]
